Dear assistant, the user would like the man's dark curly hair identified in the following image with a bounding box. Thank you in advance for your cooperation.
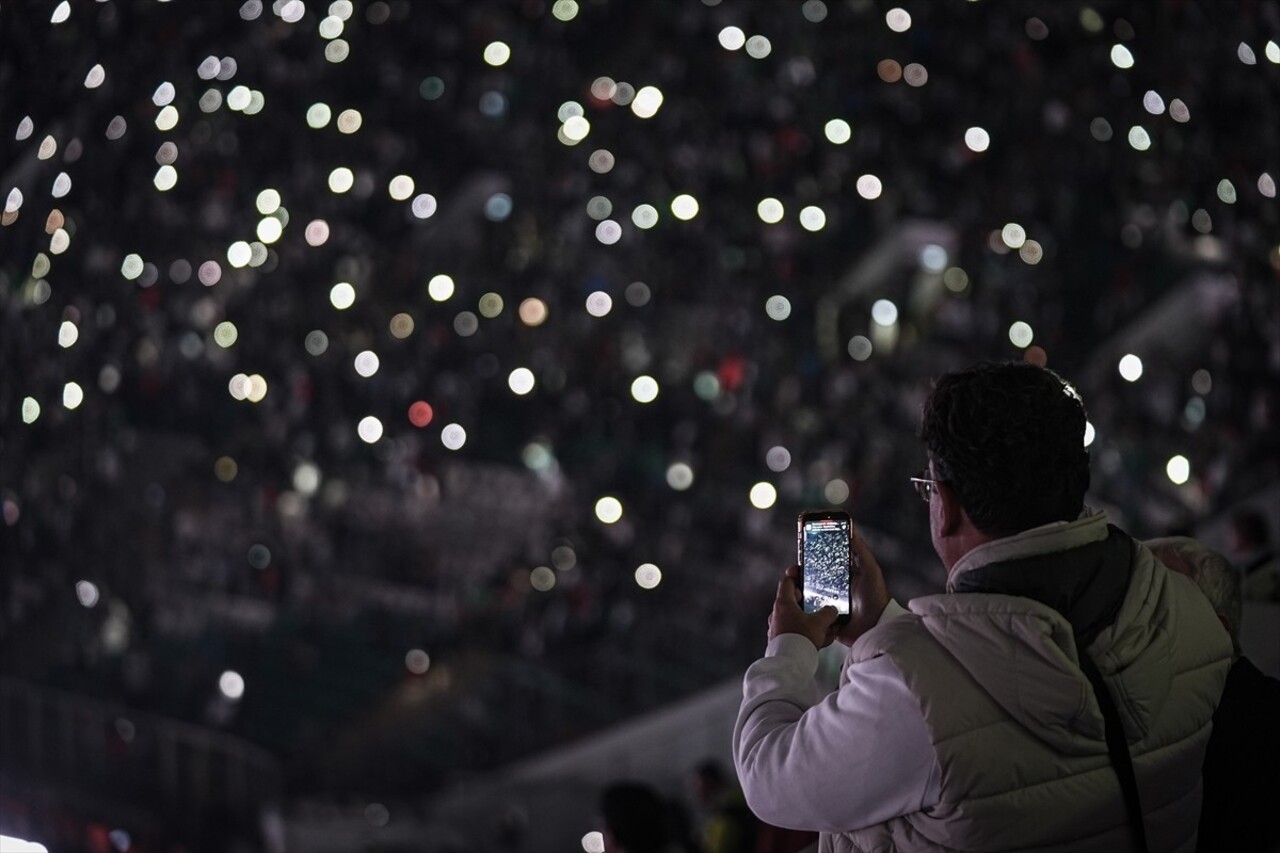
[919,361,1091,536]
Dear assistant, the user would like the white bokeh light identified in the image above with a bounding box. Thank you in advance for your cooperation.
[256,216,283,243]
[75,580,99,607]
[964,127,990,152]
[293,463,321,495]
[1008,321,1034,348]
[631,204,659,229]
[58,321,79,348]
[483,41,511,66]
[666,462,694,491]
[886,7,912,31]
[631,375,659,403]
[442,423,467,450]
[353,351,380,378]
[824,119,852,144]
[509,367,536,395]
[745,35,772,58]
[154,165,178,191]
[329,282,356,310]
[357,415,384,443]
[871,299,899,326]
[227,241,252,268]
[718,25,746,50]
[749,482,778,510]
[328,167,354,193]
[1166,454,1191,485]
[62,381,84,410]
[219,670,245,700]
[405,649,431,675]
[671,194,699,220]
[428,274,455,301]
[1118,354,1144,382]
[563,115,591,141]
[765,295,791,321]
[799,206,826,231]
[1001,223,1027,249]
[389,175,415,201]
[757,198,784,224]
[595,496,623,524]
[586,291,613,317]
[631,86,664,119]
[856,174,883,200]
[635,563,663,589]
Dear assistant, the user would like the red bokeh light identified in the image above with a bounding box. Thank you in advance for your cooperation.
[408,401,433,427]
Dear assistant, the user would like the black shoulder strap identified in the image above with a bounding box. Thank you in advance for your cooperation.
[1078,651,1149,853]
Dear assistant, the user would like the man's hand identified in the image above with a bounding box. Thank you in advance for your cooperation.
[768,566,841,649]
[834,529,892,647]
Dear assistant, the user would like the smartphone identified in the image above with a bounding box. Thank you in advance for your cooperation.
[797,510,853,624]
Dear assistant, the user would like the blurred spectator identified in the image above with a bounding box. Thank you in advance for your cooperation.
[691,759,758,853]
[691,759,815,853]
[1147,536,1280,853]
[600,780,688,853]
[1227,509,1280,603]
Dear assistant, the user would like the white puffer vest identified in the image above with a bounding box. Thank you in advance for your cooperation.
[824,519,1231,852]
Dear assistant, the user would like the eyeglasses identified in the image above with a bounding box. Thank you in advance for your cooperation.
[909,471,942,503]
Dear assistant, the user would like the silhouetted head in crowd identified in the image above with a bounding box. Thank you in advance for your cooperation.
[601,781,675,853]
[1147,536,1243,658]
[1228,509,1273,559]
[693,758,729,805]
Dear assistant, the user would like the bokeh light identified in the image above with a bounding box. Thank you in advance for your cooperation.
[670,194,699,220]
[871,299,898,326]
[630,376,659,403]
[595,496,623,524]
[634,563,662,589]
[757,198,784,224]
[218,671,245,701]
[408,401,434,427]
[964,127,990,152]
[824,119,851,144]
[1008,321,1034,348]
[330,282,356,310]
[441,423,467,450]
[509,367,536,395]
[749,482,777,510]
[1118,354,1144,382]
[666,463,694,491]
[428,274,455,301]
[357,415,384,443]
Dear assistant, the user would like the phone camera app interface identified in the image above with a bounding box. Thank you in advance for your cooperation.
[803,519,851,614]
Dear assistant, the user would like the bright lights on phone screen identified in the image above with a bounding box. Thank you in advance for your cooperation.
[802,517,851,614]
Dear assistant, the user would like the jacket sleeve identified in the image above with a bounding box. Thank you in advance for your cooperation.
[732,630,941,833]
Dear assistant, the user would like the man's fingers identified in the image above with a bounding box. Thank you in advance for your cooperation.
[776,573,799,604]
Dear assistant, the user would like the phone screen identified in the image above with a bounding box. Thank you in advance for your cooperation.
[801,515,852,615]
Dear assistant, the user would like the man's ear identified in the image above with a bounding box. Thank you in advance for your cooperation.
[936,481,965,537]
